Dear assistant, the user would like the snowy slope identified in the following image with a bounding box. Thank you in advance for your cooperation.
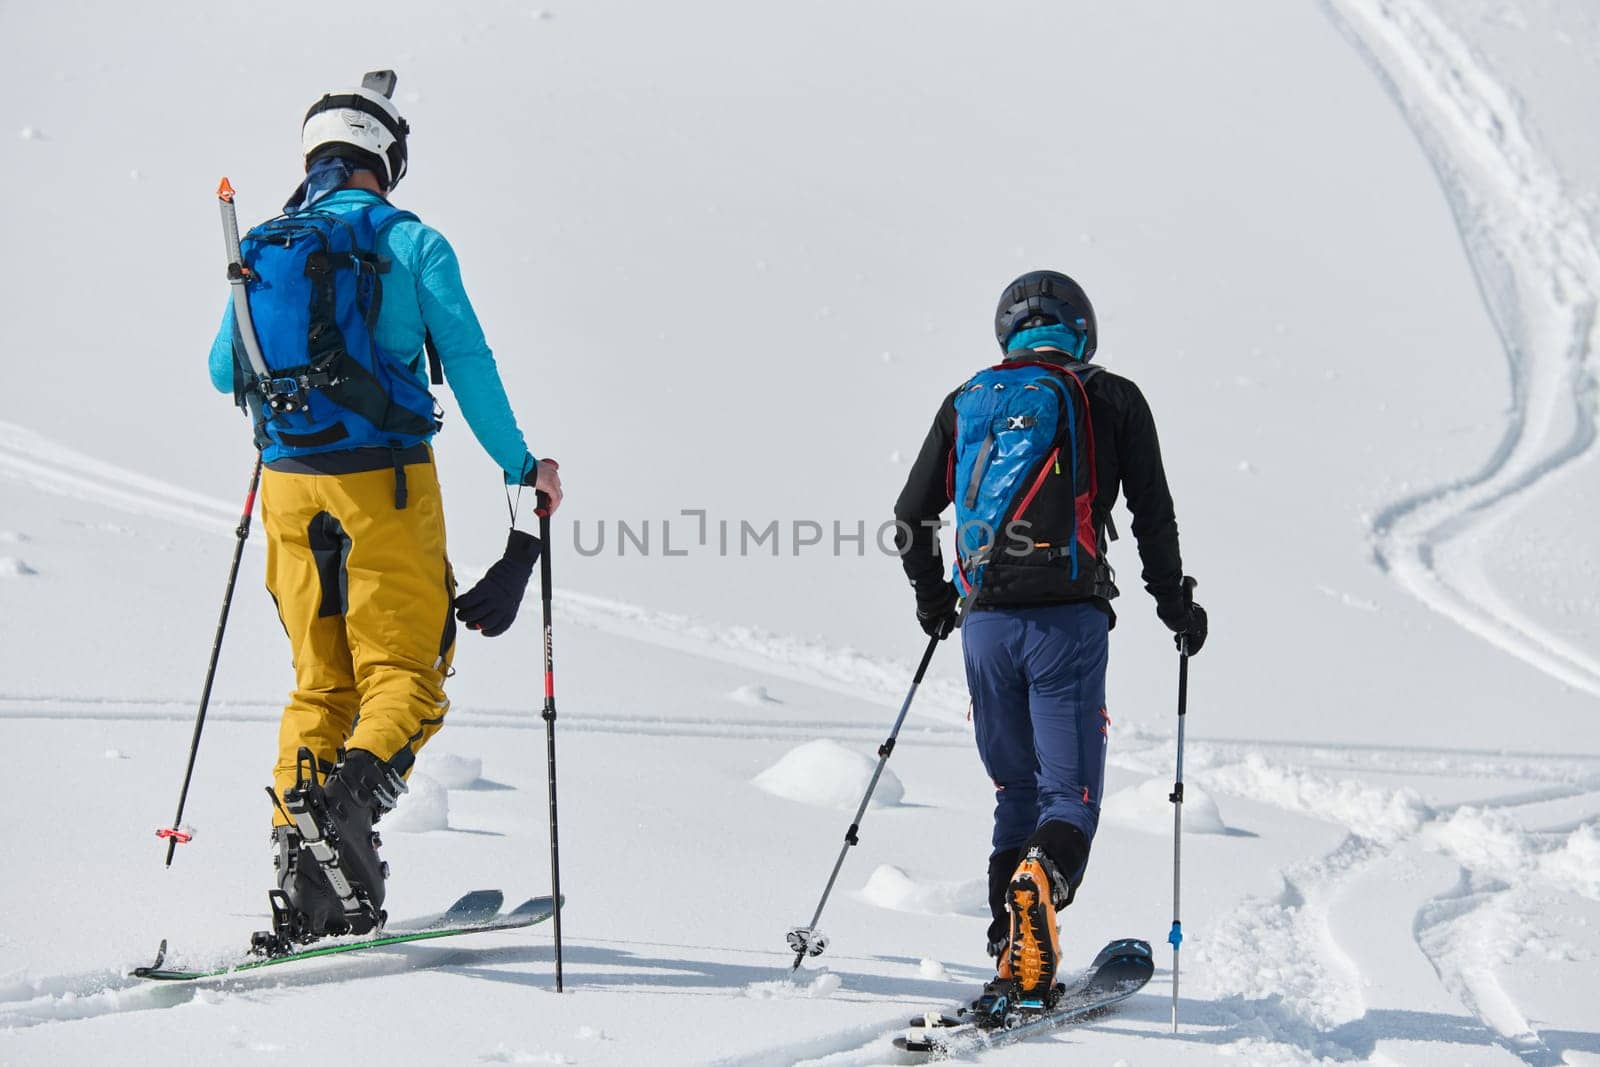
[3,0,1599,1064]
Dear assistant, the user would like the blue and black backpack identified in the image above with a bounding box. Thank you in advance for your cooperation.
[231,203,441,458]
[950,354,1114,607]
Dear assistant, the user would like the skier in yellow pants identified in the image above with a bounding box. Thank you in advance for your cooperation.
[207,73,563,946]
[261,453,456,811]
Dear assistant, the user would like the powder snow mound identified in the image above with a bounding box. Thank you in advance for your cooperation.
[1541,823,1600,901]
[1425,808,1600,901]
[383,772,448,833]
[1206,752,1430,842]
[859,864,988,917]
[752,738,903,810]
[418,752,484,789]
[1103,776,1228,835]
[0,557,37,577]
[728,683,782,706]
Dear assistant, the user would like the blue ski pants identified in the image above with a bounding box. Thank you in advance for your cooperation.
[962,602,1109,885]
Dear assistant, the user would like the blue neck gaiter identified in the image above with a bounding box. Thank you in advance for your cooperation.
[1006,323,1088,360]
[284,157,363,214]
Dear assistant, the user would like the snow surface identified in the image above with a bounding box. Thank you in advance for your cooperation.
[3,0,1600,1064]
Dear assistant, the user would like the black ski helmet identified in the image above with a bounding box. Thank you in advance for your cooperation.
[302,73,410,191]
[994,270,1097,358]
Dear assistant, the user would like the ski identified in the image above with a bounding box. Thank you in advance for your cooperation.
[894,937,1153,1058]
[131,891,560,982]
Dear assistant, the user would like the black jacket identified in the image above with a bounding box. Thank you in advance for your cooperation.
[894,350,1185,621]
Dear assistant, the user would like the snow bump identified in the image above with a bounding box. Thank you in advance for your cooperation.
[1206,753,1430,842]
[859,864,986,917]
[727,683,781,706]
[1103,776,1228,835]
[383,772,448,833]
[419,752,484,789]
[752,738,902,810]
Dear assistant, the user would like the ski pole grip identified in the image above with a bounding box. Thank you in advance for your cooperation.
[534,457,558,517]
[1181,575,1196,609]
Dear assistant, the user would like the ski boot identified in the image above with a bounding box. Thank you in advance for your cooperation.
[255,747,405,952]
[1002,846,1066,1008]
[252,824,345,955]
[967,846,1069,1026]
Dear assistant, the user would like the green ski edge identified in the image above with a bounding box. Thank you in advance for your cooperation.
[132,892,560,982]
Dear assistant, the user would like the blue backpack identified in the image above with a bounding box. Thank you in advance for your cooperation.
[231,203,440,458]
[950,356,1112,606]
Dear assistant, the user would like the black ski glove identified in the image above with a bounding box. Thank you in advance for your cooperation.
[915,580,961,640]
[454,530,543,637]
[1156,596,1207,656]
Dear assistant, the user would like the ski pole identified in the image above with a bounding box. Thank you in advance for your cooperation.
[1168,575,1197,1032]
[537,501,565,992]
[158,455,263,865]
[787,632,942,970]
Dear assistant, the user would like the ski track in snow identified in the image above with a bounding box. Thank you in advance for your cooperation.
[1184,745,1600,1062]
[1413,869,1562,1065]
[0,693,973,747]
[1292,3,1600,1059]
[1323,0,1600,698]
[0,421,243,537]
[0,940,565,1033]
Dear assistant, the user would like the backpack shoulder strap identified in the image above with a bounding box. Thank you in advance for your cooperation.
[358,202,419,233]
[361,205,442,384]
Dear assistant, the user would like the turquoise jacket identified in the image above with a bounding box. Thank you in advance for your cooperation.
[209,189,533,480]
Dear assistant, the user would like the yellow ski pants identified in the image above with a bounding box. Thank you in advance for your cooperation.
[261,451,456,823]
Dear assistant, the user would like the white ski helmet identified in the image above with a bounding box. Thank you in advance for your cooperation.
[302,81,410,190]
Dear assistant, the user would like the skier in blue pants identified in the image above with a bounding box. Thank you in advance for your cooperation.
[893,270,1206,1015]
[965,602,1109,889]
